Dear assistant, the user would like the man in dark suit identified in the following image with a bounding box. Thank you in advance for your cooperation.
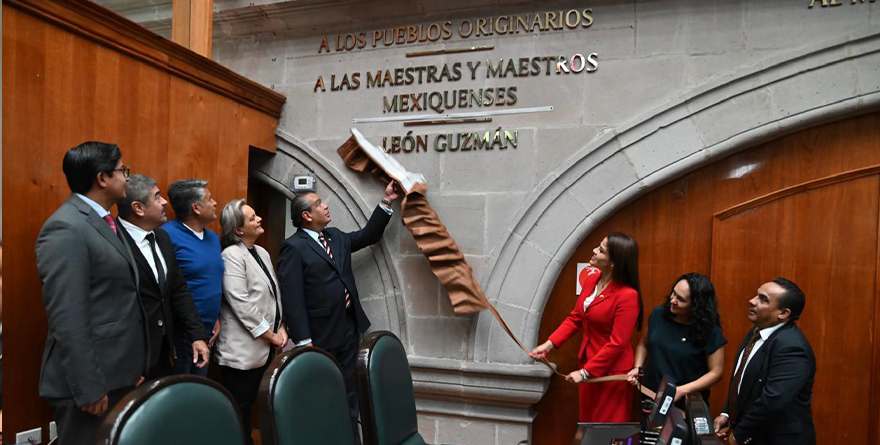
[714,278,816,445]
[117,174,211,378]
[36,142,149,444]
[278,181,400,443]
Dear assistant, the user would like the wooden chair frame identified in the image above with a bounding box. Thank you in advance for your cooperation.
[96,374,247,445]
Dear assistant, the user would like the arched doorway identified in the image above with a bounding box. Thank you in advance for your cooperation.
[533,112,880,445]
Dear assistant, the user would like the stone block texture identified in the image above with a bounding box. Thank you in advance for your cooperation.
[202,0,880,443]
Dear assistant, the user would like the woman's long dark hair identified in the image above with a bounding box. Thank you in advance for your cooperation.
[607,232,644,331]
[662,273,722,346]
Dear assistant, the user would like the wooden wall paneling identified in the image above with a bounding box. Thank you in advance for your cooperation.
[2,0,284,436]
[532,112,880,445]
[710,174,879,445]
[4,0,284,118]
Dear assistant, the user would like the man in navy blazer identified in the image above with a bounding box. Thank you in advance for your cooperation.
[36,142,149,444]
[714,278,816,445]
[278,181,399,443]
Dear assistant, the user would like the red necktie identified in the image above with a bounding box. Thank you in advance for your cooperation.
[103,214,117,235]
[319,233,351,308]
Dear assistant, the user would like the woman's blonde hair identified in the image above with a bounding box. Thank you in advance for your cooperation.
[220,199,246,249]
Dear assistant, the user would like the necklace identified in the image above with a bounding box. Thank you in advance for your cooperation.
[596,276,612,293]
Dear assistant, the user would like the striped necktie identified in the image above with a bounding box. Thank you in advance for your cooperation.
[319,233,351,308]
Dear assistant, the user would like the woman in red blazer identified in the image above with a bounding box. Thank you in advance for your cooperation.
[530,232,643,422]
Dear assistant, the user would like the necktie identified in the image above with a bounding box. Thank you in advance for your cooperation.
[145,233,166,290]
[319,233,351,308]
[727,329,762,421]
[103,214,117,235]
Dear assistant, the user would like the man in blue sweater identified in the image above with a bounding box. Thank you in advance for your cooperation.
[162,179,224,376]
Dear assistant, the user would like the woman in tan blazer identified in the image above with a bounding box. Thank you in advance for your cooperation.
[215,199,287,444]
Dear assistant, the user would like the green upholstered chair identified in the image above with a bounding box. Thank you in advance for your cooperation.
[357,331,427,445]
[96,375,247,445]
[258,347,357,445]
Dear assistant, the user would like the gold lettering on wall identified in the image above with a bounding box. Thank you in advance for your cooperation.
[317,9,594,54]
[380,129,518,154]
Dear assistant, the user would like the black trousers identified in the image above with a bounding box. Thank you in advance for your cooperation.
[218,354,272,445]
[145,340,175,380]
[48,386,132,445]
[324,311,362,445]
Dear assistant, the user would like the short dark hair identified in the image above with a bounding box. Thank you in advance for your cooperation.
[168,179,207,221]
[62,141,122,194]
[772,277,805,321]
[290,193,313,228]
[117,174,157,220]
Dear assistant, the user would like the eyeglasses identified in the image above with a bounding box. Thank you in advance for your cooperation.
[110,166,131,178]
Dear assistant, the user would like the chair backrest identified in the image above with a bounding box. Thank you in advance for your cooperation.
[685,393,724,445]
[259,347,357,445]
[97,375,247,445]
[657,406,690,445]
[647,375,678,431]
[357,331,425,445]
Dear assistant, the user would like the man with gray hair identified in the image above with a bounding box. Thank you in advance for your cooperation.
[117,175,210,378]
[161,179,224,376]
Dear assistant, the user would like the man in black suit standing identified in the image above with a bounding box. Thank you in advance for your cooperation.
[117,174,211,379]
[36,142,149,444]
[714,278,816,445]
[278,181,400,442]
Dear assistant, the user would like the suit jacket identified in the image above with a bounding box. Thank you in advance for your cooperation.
[214,243,282,370]
[724,322,816,445]
[118,222,209,370]
[548,266,640,377]
[547,266,640,422]
[35,195,149,406]
[278,205,391,350]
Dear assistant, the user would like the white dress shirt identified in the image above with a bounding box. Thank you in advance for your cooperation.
[74,193,110,218]
[301,227,325,250]
[721,321,787,417]
[583,286,599,312]
[292,203,392,347]
[118,218,168,284]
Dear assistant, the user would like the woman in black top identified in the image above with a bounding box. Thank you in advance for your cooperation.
[627,273,726,402]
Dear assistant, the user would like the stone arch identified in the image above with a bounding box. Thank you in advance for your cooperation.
[471,28,880,364]
[250,130,408,345]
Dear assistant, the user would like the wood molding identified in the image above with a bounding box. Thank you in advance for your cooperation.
[172,0,213,58]
[715,165,880,220]
[4,0,286,118]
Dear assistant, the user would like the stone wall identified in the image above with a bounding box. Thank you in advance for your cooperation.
[204,1,879,443]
